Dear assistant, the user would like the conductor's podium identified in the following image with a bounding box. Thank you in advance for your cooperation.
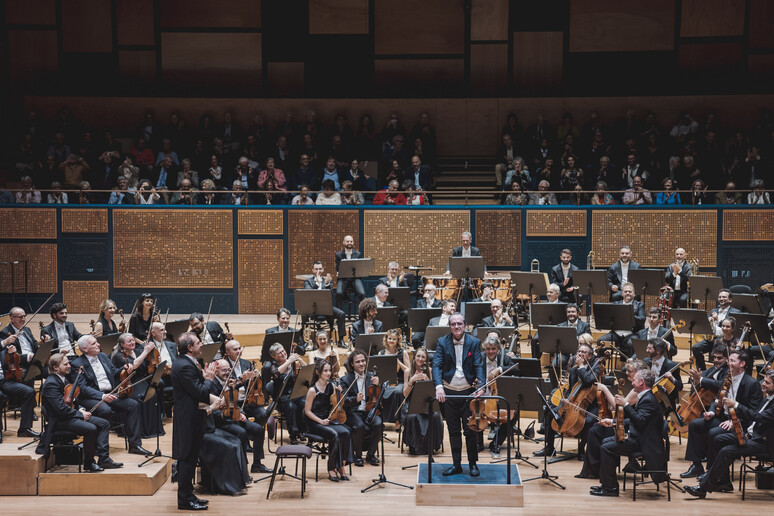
[416,462,523,507]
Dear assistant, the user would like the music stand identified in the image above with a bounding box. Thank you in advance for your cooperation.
[462,301,492,326]
[450,256,485,304]
[733,313,772,342]
[492,376,541,468]
[511,271,550,339]
[408,308,441,331]
[387,287,410,310]
[629,269,666,301]
[537,326,577,400]
[475,326,515,341]
[261,331,294,362]
[294,289,334,317]
[525,384,566,489]
[289,363,315,400]
[354,333,386,354]
[630,337,649,360]
[407,380,441,482]
[732,293,764,314]
[97,333,120,355]
[572,270,608,324]
[338,258,374,281]
[530,303,568,327]
[366,355,399,386]
[164,319,190,342]
[376,306,399,330]
[513,358,542,378]
[670,308,713,348]
[139,361,171,467]
[23,339,54,383]
[688,276,724,311]
[199,343,220,365]
[423,326,451,351]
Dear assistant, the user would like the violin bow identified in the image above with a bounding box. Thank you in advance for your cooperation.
[89,369,136,412]
[17,292,56,331]
[217,343,245,400]
[204,297,214,327]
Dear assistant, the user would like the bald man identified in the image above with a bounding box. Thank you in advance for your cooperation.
[665,247,691,308]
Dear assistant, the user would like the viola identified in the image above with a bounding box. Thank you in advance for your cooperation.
[119,350,134,399]
[597,363,613,420]
[147,345,161,374]
[674,357,715,433]
[614,405,627,442]
[468,379,488,432]
[64,366,85,408]
[4,347,23,382]
[715,370,733,418]
[222,379,242,421]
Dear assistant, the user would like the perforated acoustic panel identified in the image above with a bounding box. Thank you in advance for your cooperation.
[238,240,284,314]
[112,209,233,288]
[526,210,586,236]
[0,243,57,293]
[475,210,521,267]
[238,210,284,235]
[0,208,56,239]
[364,210,470,275]
[722,210,774,241]
[288,211,359,288]
[591,210,717,268]
[63,280,109,314]
[61,208,108,233]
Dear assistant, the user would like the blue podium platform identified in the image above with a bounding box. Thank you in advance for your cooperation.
[415,462,523,506]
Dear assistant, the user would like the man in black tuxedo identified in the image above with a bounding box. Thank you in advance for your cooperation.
[417,283,443,309]
[686,370,774,498]
[631,307,677,358]
[379,261,410,288]
[665,247,691,308]
[35,353,113,472]
[172,332,218,511]
[414,299,455,349]
[262,308,306,362]
[339,349,383,466]
[607,246,641,302]
[433,313,485,477]
[69,335,150,456]
[644,338,683,407]
[550,249,579,304]
[687,343,729,400]
[303,261,347,347]
[592,369,665,497]
[691,289,742,370]
[480,335,519,457]
[547,303,592,386]
[596,282,645,358]
[41,302,83,356]
[188,312,227,355]
[480,299,514,328]
[350,298,384,345]
[335,235,365,309]
[0,307,42,438]
[143,322,178,415]
[681,349,763,479]
[373,284,393,309]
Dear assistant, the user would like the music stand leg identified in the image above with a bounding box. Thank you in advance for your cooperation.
[139,388,173,467]
[361,417,413,493]
[491,401,538,469]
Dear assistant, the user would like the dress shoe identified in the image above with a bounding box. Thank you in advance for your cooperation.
[684,485,707,499]
[340,475,350,481]
[442,465,463,476]
[17,428,40,438]
[537,422,546,435]
[231,489,248,496]
[194,498,209,505]
[354,457,364,467]
[178,501,208,511]
[716,482,733,493]
[697,473,707,483]
[469,464,480,477]
[328,475,340,482]
[84,462,104,473]
[589,486,619,497]
[365,455,380,466]
[680,463,704,478]
[128,446,152,456]
[533,447,554,457]
[98,458,123,469]
[250,463,271,474]
[575,472,597,479]
[490,446,501,459]
[623,460,642,473]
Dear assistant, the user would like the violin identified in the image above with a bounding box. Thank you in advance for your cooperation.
[4,345,24,382]
[614,405,627,442]
[89,319,96,334]
[118,309,127,334]
[119,349,134,399]
[364,365,381,413]
[64,366,85,408]
[224,322,234,341]
[728,405,745,446]
[290,340,301,376]
[468,379,488,432]
[597,362,613,420]
[483,361,519,424]
[244,361,265,407]
[715,370,733,418]
[147,344,161,374]
[222,379,241,421]
[328,381,347,424]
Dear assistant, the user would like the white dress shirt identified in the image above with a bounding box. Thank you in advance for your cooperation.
[88,355,113,392]
[54,321,72,353]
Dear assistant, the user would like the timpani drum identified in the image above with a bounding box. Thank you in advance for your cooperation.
[474,276,512,304]
[423,276,460,300]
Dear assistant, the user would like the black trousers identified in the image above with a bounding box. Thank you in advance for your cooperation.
[691,339,714,370]
[600,435,640,489]
[684,415,722,463]
[336,278,365,309]
[55,415,110,463]
[580,424,614,477]
[178,445,202,505]
[346,409,383,458]
[277,396,305,436]
[441,387,478,466]
[0,379,36,431]
[701,432,769,490]
[306,420,353,471]
[543,404,595,452]
[303,309,346,342]
[82,394,142,448]
[220,419,265,463]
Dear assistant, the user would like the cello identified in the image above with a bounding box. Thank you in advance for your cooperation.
[674,357,716,433]
[552,355,600,437]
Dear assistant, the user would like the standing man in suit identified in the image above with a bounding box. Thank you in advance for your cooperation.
[445,231,482,273]
[417,283,443,309]
[172,331,219,511]
[335,235,365,309]
[0,307,41,438]
[631,307,677,358]
[379,261,409,288]
[665,247,691,308]
[691,289,741,370]
[607,246,641,302]
[350,298,384,344]
[339,350,383,466]
[596,282,645,358]
[550,249,579,304]
[407,155,432,191]
[42,303,83,356]
[303,261,347,347]
[433,313,485,477]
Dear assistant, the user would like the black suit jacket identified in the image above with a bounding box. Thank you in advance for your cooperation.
[709,373,763,423]
[378,276,410,288]
[137,339,178,366]
[417,298,442,309]
[304,277,332,290]
[665,261,691,293]
[0,324,38,368]
[550,263,579,303]
[265,325,305,352]
[171,355,211,460]
[645,356,684,402]
[559,319,591,336]
[350,319,383,344]
[606,260,641,292]
[623,390,666,482]
[69,353,121,401]
[36,374,86,455]
[335,249,363,272]
[635,325,677,357]
[432,333,485,387]
[735,396,774,448]
[339,370,378,413]
[698,363,729,392]
[42,321,83,353]
[451,245,481,257]
[485,350,519,376]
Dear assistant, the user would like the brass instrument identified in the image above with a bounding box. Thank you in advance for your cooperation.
[688,258,700,308]
[530,258,540,273]
[587,250,595,270]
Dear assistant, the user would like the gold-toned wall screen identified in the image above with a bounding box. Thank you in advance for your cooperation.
[238,239,284,314]
[475,210,521,267]
[722,210,774,241]
[62,208,108,233]
[526,210,586,236]
[238,210,284,235]
[364,210,471,275]
[112,209,233,288]
[0,243,57,293]
[63,280,109,314]
[592,210,717,268]
[0,208,57,239]
[288,211,359,288]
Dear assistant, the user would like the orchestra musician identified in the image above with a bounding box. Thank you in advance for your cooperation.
[545,283,562,303]
[665,247,691,308]
[685,369,774,498]
[377,328,410,429]
[111,332,162,437]
[188,312,228,353]
[644,337,683,406]
[308,330,340,378]
[691,289,741,370]
[631,307,677,358]
[304,359,354,482]
[417,283,442,308]
[41,303,83,356]
[349,298,383,344]
[681,349,762,479]
[263,342,306,443]
[264,308,306,360]
[550,249,579,304]
[69,335,151,457]
[93,299,120,337]
[416,299,457,349]
[591,369,665,497]
[401,347,444,455]
[531,303,590,381]
[35,353,114,472]
[303,261,347,348]
[445,231,481,272]
[433,313,485,477]
[129,293,158,345]
[595,282,645,358]
[472,281,496,303]
[480,335,519,458]
[339,350,383,466]
[481,299,513,328]
[379,261,409,288]
[607,246,641,302]
[373,284,393,309]
[335,235,365,309]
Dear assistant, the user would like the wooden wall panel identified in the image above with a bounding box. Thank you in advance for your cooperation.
[5,0,56,25]
[374,0,465,54]
[161,33,262,89]
[435,100,467,157]
[309,0,369,34]
[63,281,109,314]
[465,100,499,157]
[749,0,774,49]
[527,211,586,237]
[62,208,108,233]
[475,211,521,267]
[0,208,57,239]
[680,0,745,37]
[116,0,155,46]
[160,0,261,28]
[288,211,359,288]
[119,51,156,85]
[471,44,508,96]
[61,0,112,52]
[722,210,774,241]
[569,0,675,52]
[0,244,58,293]
[238,240,284,314]
[678,43,743,74]
[471,0,509,41]
[267,62,305,96]
[8,30,58,83]
[238,210,284,235]
[374,60,464,91]
[513,32,563,94]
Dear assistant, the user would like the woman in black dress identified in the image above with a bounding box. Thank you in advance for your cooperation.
[129,293,157,345]
[400,347,444,455]
[111,332,162,437]
[304,359,353,482]
[93,299,120,337]
[377,328,409,428]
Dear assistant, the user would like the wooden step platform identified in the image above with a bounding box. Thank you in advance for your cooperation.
[415,462,523,507]
[0,445,47,495]
[38,457,172,496]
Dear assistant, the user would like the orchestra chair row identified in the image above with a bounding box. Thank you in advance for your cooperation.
[265,444,312,499]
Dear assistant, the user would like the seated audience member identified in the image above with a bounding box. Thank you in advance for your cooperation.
[229,180,247,206]
[108,176,133,204]
[119,155,140,189]
[290,154,321,192]
[59,154,91,189]
[130,138,154,178]
[171,178,195,205]
[46,181,68,204]
[177,158,200,188]
[372,179,406,205]
[504,157,531,191]
[622,175,652,205]
[135,179,163,205]
[316,179,342,205]
[747,179,770,204]
[403,180,428,205]
[591,181,615,205]
[715,181,742,205]
[529,180,558,205]
[494,133,516,188]
[258,157,287,192]
[690,179,710,205]
[78,181,97,204]
[291,184,315,205]
[504,181,527,205]
[560,155,584,191]
[15,175,42,204]
[341,180,364,206]
[655,178,681,205]
[197,178,220,205]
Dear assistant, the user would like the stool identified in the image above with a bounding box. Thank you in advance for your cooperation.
[740,455,773,500]
[50,431,83,472]
[266,445,312,499]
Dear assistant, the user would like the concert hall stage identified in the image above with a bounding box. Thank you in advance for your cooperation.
[416,462,522,507]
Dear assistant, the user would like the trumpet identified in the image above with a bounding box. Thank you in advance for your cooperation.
[587,250,595,269]
[530,258,540,273]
